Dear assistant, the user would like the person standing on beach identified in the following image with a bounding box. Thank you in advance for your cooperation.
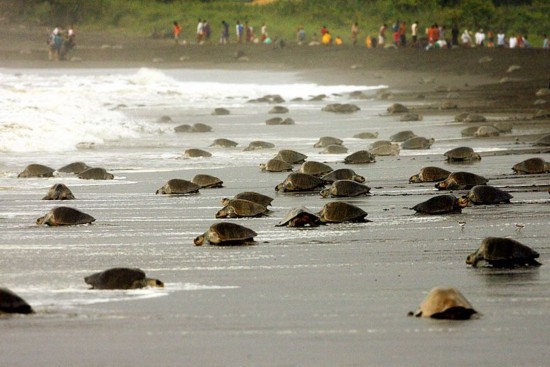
[297,25,306,45]
[543,34,549,49]
[196,19,204,44]
[236,20,244,43]
[378,23,387,47]
[351,22,359,46]
[411,20,418,47]
[260,23,267,42]
[399,21,406,47]
[474,28,485,47]
[202,20,211,43]
[451,24,459,47]
[221,20,229,44]
[173,21,181,45]
[497,31,506,47]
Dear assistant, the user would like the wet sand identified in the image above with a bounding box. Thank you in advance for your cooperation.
[1,25,550,367]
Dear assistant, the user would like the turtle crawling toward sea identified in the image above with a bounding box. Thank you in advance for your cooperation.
[221,192,274,207]
[512,157,550,174]
[0,288,34,314]
[36,206,95,226]
[275,172,326,192]
[466,237,541,267]
[321,168,365,183]
[313,136,343,148]
[277,206,322,227]
[42,183,75,200]
[463,185,513,205]
[156,179,200,195]
[17,164,55,178]
[78,167,114,180]
[259,159,293,172]
[435,172,488,190]
[299,161,333,177]
[344,150,376,164]
[194,222,257,246]
[274,149,307,164]
[58,161,91,174]
[401,136,434,150]
[84,268,164,290]
[317,202,369,223]
[216,199,269,218]
[411,194,468,214]
[444,147,481,162]
[409,167,450,183]
[192,174,223,188]
[320,180,371,198]
[410,287,478,320]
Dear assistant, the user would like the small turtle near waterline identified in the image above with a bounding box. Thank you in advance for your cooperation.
[42,183,75,200]
[321,168,365,183]
[36,206,95,226]
[276,206,322,227]
[410,287,478,320]
[243,141,275,151]
[78,167,114,180]
[512,157,550,174]
[409,167,450,183]
[463,185,513,205]
[194,222,257,246]
[192,174,223,188]
[320,180,371,198]
[17,164,55,178]
[84,268,164,290]
[260,158,293,172]
[466,237,541,267]
[411,194,468,214]
[317,202,369,223]
[215,199,269,218]
[156,179,200,195]
[435,171,488,190]
[210,138,238,148]
[58,162,91,174]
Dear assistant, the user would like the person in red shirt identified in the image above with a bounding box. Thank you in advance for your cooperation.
[173,21,182,44]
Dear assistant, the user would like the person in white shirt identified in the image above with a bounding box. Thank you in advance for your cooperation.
[474,28,485,47]
[497,31,505,47]
[461,29,472,47]
[411,20,418,46]
[509,35,517,48]
[196,19,204,43]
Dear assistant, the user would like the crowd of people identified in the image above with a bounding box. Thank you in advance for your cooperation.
[47,25,76,61]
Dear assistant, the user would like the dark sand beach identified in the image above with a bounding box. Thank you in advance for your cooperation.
[1,23,550,367]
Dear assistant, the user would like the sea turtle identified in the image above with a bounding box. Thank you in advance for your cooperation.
[464,114,487,123]
[466,237,541,267]
[320,180,371,198]
[268,106,289,114]
[299,161,333,177]
[435,172,488,190]
[321,168,365,183]
[194,222,257,246]
[84,268,164,290]
[0,288,34,314]
[215,199,269,218]
[259,159,293,172]
[370,144,400,156]
[390,130,416,142]
[401,136,434,150]
[274,149,307,164]
[512,157,550,174]
[369,140,393,149]
[211,107,230,115]
[310,94,327,101]
[243,141,275,151]
[353,132,379,139]
[317,201,369,223]
[400,113,423,122]
[409,167,451,183]
[36,206,96,226]
[344,150,376,164]
[57,162,91,174]
[313,136,343,148]
[493,122,513,133]
[533,134,550,146]
[454,112,470,122]
[276,206,322,227]
[78,167,114,180]
[191,123,212,132]
[156,179,200,195]
[411,194,468,214]
[42,183,75,200]
[460,126,480,137]
[411,287,477,320]
[464,185,513,205]
[221,192,274,207]
[210,138,238,148]
[174,124,192,133]
[275,172,326,192]
[157,115,172,123]
[440,100,458,110]
[184,148,212,158]
[387,103,409,114]
[474,126,500,137]
[192,174,223,188]
[17,164,55,178]
[321,103,360,113]
[265,117,294,125]
[320,145,349,154]
[444,147,482,162]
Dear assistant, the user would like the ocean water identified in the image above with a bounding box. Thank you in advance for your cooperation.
[0,67,549,366]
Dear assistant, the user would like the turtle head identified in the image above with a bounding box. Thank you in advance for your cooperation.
[472,153,482,160]
[409,174,420,183]
[220,197,230,206]
[353,174,366,183]
[275,183,284,192]
[144,278,165,288]
[155,187,164,195]
[319,189,330,198]
[36,213,50,226]
[259,163,266,171]
[194,234,206,246]
[458,196,470,207]
[465,252,479,267]
[435,181,448,190]
[215,208,228,218]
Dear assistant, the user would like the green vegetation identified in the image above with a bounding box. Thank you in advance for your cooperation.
[3,0,549,45]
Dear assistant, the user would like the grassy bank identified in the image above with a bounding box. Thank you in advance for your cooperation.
[2,0,549,46]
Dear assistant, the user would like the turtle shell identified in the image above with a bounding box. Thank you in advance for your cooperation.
[313,136,343,148]
[436,172,488,190]
[243,141,275,151]
[156,179,200,195]
[84,268,164,290]
[192,174,223,188]
[464,114,486,123]
[275,172,326,192]
[474,126,500,137]
[413,287,477,320]
[466,185,513,205]
[275,149,307,164]
[466,237,541,267]
[215,199,268,218]
[460,126,480,137]
[184,148,212,158]
[299,161,333,177]
[409,167,450,183]
[0,288,34,314]
[512,158,548,174]
[320,180,371,198]
[78,167,114,180]
[320,145,349,154]
[444,147,481,161]
[222,192,274,207]
[211,108,230,116]
[276,206,322,227]
[344,150,376,164]
[401,136,434,150]
[36,206,96,226]
[42,183,75,200]
[411,194,465,214]
[58,162,91,174]
[321,168,365,183]
[260,159,293,172]
[369,140,393,149]
[268,106,289,114]
[390,130,416,142]
[196,222,257,246]
[210,138,238,148]
[353,132,379,139]
[318,201,369,223]
[400,113,423,122]
[191,123,212,132]
[370,144,400,156]
[17,164,55,178]
[174,124,192,133]
[387,103,409,113]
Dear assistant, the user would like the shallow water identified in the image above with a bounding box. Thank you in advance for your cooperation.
[1,68,549,366]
